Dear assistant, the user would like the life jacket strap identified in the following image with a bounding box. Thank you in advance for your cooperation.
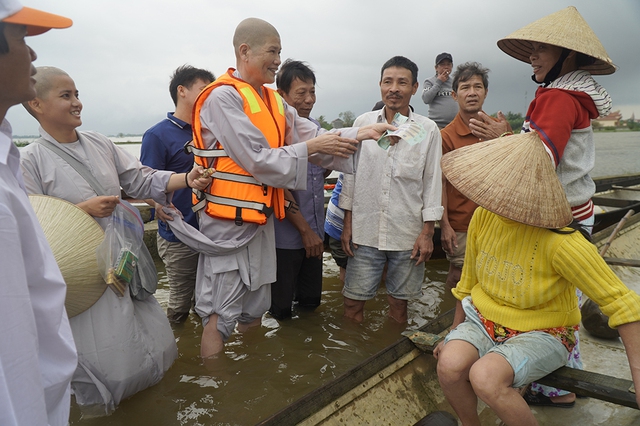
[183,141,228,158]
[211,171,262,186]
[192,191,273,224]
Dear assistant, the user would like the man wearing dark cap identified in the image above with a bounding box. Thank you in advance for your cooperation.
[0,1,75,425]
[422,52,458,129]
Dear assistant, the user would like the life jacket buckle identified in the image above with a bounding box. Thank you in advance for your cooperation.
[191,189,206,213]
[183,140,193,155]
[234,207,243,226]
[262,205,273,218]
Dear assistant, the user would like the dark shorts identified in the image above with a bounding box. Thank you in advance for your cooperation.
[328,236,348,269]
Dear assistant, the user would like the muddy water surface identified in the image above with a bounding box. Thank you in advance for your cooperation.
[69,255,455,426]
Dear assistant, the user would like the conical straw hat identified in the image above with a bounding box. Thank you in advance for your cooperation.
[497,6,616,75]
[29,195,106,317]
[441,132,573,228]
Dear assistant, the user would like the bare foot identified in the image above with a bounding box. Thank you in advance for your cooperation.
[550,393,576,404]
[236,317,261,333]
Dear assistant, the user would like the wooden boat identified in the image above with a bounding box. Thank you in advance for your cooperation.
[258,212,640,426]
[592,173,640,233]
[594,173,640,193]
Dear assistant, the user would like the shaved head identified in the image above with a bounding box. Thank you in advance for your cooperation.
[22,66,69,117]
[32,66,69,99]
[233,18,279,57]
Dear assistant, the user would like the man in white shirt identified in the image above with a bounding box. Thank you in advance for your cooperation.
[0,2,76,425]
[340,56,443,323]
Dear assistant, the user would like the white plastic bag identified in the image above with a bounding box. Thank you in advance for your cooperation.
[96,200,157,299]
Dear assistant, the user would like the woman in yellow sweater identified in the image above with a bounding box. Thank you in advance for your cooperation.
[434,132,640,426]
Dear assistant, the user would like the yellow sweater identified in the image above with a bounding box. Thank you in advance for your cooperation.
[453,208,640,331]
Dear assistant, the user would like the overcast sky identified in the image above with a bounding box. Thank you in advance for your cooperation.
[6,0,640,136]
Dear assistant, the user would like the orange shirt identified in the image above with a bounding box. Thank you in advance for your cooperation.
[440,112,491,231]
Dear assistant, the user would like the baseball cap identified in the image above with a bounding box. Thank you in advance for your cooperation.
[1,0,72,36]
[435,52,453,65]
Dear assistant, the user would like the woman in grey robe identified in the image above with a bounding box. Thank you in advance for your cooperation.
[20,126,180,415]
[19,67,210,415]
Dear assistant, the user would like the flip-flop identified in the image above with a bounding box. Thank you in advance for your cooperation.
[523,388,576,408]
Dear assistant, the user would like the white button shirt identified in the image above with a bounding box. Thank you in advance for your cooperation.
[339,108,443,251]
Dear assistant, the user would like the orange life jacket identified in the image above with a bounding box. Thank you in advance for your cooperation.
[189,68,286,226]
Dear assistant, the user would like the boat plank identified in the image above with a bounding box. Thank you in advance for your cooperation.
[612,185,640,192]
[604,257,640,267]
[592,197,639,208]
[537,367,638,409]
[594,173,640,193]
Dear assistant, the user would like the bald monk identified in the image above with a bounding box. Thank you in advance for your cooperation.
[181,18,394,358]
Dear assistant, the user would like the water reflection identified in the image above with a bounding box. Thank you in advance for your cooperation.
[69,254,455,425]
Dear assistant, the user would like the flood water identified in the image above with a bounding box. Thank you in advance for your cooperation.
[64,131,639,425]
[592,131,640,177]
[69,256,456,426]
